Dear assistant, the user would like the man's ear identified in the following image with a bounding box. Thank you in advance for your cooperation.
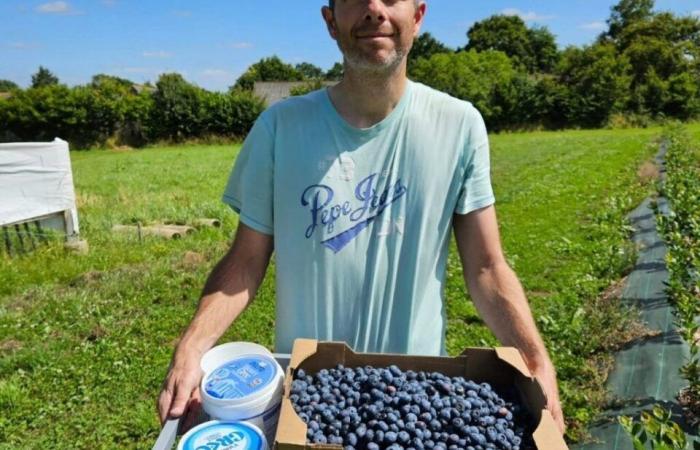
[413,2,427,38]
[321,6,338,40]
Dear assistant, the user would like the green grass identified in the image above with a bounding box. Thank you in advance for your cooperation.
[2,125,698,448]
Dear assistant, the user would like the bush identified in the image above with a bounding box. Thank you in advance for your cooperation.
[557,44,632,128]
[0,73,264,149]
[289,79,325,97]
[411,50,517,130]
[199,90,265,139]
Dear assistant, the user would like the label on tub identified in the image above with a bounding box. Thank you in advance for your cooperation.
[180,421,264,450]
[204,355,277,400]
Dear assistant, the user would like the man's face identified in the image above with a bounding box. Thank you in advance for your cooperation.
[322,0,426,73]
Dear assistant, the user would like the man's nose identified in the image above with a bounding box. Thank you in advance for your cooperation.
[363,0,387,22]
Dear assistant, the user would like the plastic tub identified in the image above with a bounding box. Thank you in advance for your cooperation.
[200,342,284,443]
[177,420,267,450]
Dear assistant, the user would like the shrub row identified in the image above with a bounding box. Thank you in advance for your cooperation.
[656,124,700,414]
[0,73,264,149]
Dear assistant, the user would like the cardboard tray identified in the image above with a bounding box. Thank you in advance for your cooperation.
[274,339,568,450]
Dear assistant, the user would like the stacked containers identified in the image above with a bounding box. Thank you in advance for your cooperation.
[200,342,284,443]
[177,421,267,450]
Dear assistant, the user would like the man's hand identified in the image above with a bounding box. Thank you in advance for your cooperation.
[157,353,203,428]
[530,360,565,435]
[453,206,566,435]
[156,223,274,428]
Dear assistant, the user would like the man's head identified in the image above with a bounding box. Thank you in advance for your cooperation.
[322,0,426,74]
[327,0,420,11]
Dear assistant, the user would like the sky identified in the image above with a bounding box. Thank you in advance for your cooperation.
[2,0,699,92]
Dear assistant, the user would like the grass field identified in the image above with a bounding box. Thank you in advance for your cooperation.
[1,124,698,448]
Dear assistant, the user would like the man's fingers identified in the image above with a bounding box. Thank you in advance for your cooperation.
[546,396,566,434]
[157,381,175,425]
[551,402,566,435]
[169,382,192,418]
[182,388,203,432]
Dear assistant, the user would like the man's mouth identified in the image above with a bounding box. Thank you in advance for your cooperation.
[356,31,394,39]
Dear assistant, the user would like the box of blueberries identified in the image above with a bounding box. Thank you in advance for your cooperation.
[273,339,568,450]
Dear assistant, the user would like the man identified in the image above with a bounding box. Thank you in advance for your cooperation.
[158,0,565,434]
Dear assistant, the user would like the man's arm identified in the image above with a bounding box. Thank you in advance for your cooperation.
[157,222,274,426]
[453,205,565,434]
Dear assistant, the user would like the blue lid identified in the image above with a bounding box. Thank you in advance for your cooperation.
[180,421,264,450]
[204,354,277,400]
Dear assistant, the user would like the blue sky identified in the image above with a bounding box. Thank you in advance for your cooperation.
[2,1,699,91]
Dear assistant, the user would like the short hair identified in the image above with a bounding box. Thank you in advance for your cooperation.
[328,0,419,9]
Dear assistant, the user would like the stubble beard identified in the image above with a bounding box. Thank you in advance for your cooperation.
[337,38,408,77]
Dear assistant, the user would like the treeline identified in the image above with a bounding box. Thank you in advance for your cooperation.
[1,0,698,148]
[406,0,700,130]
[0,71,264,149]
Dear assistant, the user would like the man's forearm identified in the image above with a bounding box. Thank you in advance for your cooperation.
[466,261,551,369]
[175,246,270,361]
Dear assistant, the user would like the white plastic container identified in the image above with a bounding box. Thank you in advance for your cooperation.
[177,420,267,450]
[200,342,284,443]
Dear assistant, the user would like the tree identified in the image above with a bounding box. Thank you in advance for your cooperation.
[407,32,452,74]
[557,44,632,127]
[617,13,700,117]
[151,73,204,140]
[295,62,325,80]
[231,56,303,91]
[606,0,655,40]
[31,66,59,88]
[529,26,560,73]
[410,50,517,129]
[90,74,134,89]
[0,79,19,91]
[325,62,344,80]
[466,15,558,73]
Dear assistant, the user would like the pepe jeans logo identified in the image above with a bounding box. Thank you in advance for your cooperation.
[301,173,408,253]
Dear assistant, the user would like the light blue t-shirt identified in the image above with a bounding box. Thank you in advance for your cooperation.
[223,80,495,355]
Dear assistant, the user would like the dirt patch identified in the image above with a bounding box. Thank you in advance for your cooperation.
[527,290,552,298]
[180,251,206,268]
[0,339,22,353]
[69,270,104,287]
[600,276,626,302]
[75,192,101,208]
[637,161,659,183]
[597,276,657,349]
[85,325,106,342]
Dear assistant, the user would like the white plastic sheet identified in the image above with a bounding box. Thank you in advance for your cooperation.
[0,138,79,232]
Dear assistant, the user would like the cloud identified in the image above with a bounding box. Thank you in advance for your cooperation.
[692,10,700,17]
[142,50,172,58]
[116,67,161,75]
[579,21,607,31]
[200,69,234,78]
[113,67,188,79]
[171,10,192,18]
[227,42,254,49]
[501,8,554,22]
[7,41,40,50]
[35,1,82,15]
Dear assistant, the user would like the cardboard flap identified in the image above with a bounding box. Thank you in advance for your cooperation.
[495,347,533,378]
[274,399,307,448]
[289,339,318,370]
[533,410,569,450]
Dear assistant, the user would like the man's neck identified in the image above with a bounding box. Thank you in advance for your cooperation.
[328,61,408,129]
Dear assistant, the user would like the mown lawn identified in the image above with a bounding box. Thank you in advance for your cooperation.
[1,124,698,448]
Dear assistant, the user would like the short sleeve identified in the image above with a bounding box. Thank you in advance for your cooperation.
[454,106,495,215]
[222,115,274,235]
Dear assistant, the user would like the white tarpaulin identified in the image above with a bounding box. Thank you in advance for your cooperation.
[0,138,79,233]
